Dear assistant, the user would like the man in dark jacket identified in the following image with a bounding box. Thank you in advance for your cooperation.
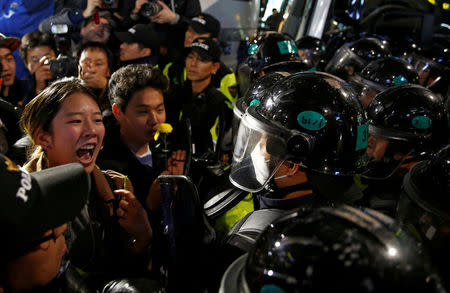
[166,37,227,156]
[115,24,160,68]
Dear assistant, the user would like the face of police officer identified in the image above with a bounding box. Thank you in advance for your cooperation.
[185,51,219,82]
[4,224,68,292]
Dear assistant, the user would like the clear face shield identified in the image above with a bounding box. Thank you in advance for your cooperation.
[229,110,289,193]
[362,125,421,180]
[324,46,367,80]
[409,53,449,95]
[349,75,385,108]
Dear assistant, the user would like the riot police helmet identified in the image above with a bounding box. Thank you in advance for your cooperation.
[295,35,326,68]
[325,37,391,81]
[220,205,443,293]
[230,71,369,192]
[397,145,450,287]
[409,38,450,99]
[237,32,301,96]
[365,84,448,179]
[350,56,419,107]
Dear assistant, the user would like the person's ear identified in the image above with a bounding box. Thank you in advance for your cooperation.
[287,163,300,176]
[141,47,151,57]
[35,127,52,151]
[112,103,122,121]
[212,62,220,74]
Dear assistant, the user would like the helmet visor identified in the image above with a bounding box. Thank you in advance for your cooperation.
[349,75,385,108]
[363,125,417,179]
[230,112,286,192]
[324,46,367,79]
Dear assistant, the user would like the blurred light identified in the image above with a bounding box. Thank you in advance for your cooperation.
[388,247,398,257]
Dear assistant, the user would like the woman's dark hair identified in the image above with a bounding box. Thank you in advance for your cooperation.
[108,64,168,112]
[21,77,97,142]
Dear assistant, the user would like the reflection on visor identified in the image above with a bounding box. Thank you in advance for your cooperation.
[363,133,416,180]
[230,113,286,192]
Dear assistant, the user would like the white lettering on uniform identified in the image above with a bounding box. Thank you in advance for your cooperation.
[16,171,32,202]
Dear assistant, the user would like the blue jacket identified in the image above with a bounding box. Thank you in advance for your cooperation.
[0,0,54,79]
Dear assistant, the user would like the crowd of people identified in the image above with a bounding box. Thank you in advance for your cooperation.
[0,0,449,292]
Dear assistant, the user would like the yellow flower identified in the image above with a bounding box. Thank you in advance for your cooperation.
[154,123,173,141]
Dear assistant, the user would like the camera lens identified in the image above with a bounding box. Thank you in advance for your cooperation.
[140,2,162,18]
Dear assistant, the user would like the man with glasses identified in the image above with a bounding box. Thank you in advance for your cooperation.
[0,155,89,292]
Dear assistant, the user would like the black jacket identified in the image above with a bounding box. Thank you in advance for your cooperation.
[97,124,162,206]
[167,82,226,155]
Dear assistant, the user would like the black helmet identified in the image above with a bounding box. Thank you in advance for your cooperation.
[237,32,301,96]
[397,145,450,286]
[409,39,450,99]
[325,37,391,81]
[350,56,419,107]
[295,36,326,68]
[230,71,369,192]
[232,71,292,150]
[365,84,448,179]
[220,205,443,293]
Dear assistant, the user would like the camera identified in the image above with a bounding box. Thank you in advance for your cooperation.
[140,1,162,18]
[47,23,78,79]
[44,55,78,80]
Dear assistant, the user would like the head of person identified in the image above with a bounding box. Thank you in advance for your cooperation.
[364,84,448,180]
[396,145,450,287]
[108,64,168,148]
[184,13,221,48]
[20,77,105,174]
[0,33,20,90]
[185,37,221,83]
[19,31,57,75]
[295,35,326,68]
[230,71,369,195]
[408,38,450,100]
[272,8,278,15]
[0,154,89,292]
[77,41,113,90]
[325,37,391,81]
[220,205,443,292]
[349,56,419,107]
[115,24,160,62]
[80,11,113,44]
[237,32,300,96]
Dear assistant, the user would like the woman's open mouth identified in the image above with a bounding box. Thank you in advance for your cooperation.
[76,144,96,164]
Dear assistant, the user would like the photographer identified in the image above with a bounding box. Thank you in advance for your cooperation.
[39,4,115,58]
[19,31,57,104]
[129,0,201,66]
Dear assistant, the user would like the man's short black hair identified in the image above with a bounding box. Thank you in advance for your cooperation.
[108,64,168,112]
[77,41,115,73]
[19,31,57,63]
